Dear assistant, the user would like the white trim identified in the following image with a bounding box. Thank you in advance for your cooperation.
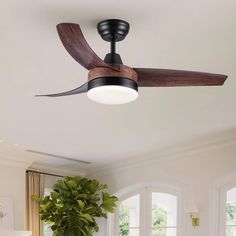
[113,182,182,199]
[89,133,236,178]
[147,186,183,236]
[0,154,87,176]
[143,187,151,236]
[219,181,236,236]
[107,182,183,236]
[0,155,32,168]
[210,171,236,236]
[110,189,142,236]
[28,164,86,177]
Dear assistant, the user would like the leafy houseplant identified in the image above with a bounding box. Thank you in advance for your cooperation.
[34,176,118,236]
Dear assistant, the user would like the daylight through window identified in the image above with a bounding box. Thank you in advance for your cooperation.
[117,188,178,236]
[226,187,236,236]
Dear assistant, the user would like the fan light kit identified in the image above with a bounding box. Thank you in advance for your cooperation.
[37,19,227,105]
[87,77,138,104]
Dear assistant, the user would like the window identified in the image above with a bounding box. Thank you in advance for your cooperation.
[113,186,180,236]
[119,194,140,236]
[42,176,62,236]
[226,187,236,236]
[152,193,177,236]
[43,188,53,236]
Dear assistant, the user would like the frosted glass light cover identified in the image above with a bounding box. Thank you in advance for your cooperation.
[87,85,138,105]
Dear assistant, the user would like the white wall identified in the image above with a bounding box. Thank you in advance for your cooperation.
[0,161,28,230]
[90,140,236,236]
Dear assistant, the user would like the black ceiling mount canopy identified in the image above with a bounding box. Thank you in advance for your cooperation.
[97,19,130,42]
[36,18,227,105]
[97,19,130,65]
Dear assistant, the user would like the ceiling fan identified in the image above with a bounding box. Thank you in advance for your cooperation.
[37,19,227,105]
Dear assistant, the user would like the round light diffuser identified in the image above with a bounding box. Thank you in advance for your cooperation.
[87,77,138,105]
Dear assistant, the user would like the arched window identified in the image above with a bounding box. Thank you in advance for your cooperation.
[119,194,140,235]
[218,179,236,236]
[109,185,181,236]
[226,187,236,236]
[151,192,177,236]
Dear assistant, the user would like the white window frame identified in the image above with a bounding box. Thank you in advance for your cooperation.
[219,181,236,236]
[210,172,236,236]
[107,183,183,236]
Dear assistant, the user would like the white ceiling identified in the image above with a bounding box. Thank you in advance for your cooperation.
[0,0,235,169]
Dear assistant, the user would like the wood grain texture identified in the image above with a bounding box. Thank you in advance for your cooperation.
[57,23,117,71]
[135,68,227,87]
[36,82,88,97]
[88,65,138,82]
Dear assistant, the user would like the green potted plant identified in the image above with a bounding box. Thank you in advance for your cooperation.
[34,176,118,236]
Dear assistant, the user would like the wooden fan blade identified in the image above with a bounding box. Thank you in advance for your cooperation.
[57,23,116,70]
[36,82,88,97]
[134,68,227,87]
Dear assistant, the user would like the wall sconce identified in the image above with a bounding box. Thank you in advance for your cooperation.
[188,206,200,227]
[190,213,200,227]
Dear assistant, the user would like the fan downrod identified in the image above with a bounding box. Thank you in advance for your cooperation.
[97,19,130,65]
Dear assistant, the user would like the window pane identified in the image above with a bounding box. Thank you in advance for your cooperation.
[129,228,139,236]
[152,227,177,236]
[227,188,236,227]
[152,193,177,228]
[119,194,140,236]
[43,223,53,236]
[226,226,236,236]
[43,189,53,236]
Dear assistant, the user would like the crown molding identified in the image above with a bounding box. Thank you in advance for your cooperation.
[1,130,235,178]
[88,131,236,178]
[0,155,87,176]
[0,155,32,169]
[29,163,87,177]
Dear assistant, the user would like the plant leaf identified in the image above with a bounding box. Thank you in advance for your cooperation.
[32,176,118,235]
[77,200,85,209]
